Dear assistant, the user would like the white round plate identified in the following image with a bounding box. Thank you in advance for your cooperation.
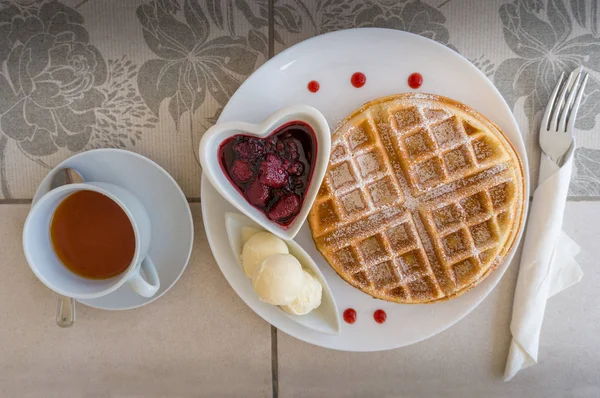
[32,149,194,310]
[201,28,529,351]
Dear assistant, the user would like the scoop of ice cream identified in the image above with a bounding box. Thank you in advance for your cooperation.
[253,253,303,305]
[282,271,322,315]
[241,231,289,278]
[240,226,262,244]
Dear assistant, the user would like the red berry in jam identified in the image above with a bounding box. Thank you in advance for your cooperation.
[246,179,270,208]
[265,153,282,167]
[235,141,263,161]
[288,161,304,176]
[259,164,288,188]
[267,193,301,222]
[218,121,316,227]
[286,141,297,152]
[231,160,252,182]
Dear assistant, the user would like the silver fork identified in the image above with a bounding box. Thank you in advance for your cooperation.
[540,67,589,167]
[505,67,588,381]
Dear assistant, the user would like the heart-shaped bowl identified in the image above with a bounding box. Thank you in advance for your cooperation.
[199,105,330,240]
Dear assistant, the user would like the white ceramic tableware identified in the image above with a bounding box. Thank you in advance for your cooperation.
[199,104,330,240]
[202,28,529,351]
[31,149,194,310]
[225,212,340,335]
[24,182,160,299]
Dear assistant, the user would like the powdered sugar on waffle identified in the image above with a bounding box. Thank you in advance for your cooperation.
[309,94,524,303]
[375,120,448,294]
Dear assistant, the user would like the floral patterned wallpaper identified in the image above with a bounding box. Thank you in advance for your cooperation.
[0,1,156,197]
[136,0,266,127]
[0,0,598,199]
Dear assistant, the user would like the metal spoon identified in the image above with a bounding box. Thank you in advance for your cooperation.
[50,168,84,328]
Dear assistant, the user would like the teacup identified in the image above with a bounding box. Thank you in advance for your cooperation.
[23,182,160,299]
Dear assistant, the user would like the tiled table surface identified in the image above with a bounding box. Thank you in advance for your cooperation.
[0,0,599,397]
[1,203,599,397]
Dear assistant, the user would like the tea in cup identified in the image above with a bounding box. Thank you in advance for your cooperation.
[23,182,160,299]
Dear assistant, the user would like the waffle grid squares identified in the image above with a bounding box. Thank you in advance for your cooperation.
[420,179,515,287]
[310,113,445,301]
[388,107,506,194]
[335,214,443,301]
[314,116,406,225]
[309,94,524,303]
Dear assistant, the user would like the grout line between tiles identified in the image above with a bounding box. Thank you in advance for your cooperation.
[567,196,600,201]
[0,199,32,204]
[271,325,279,398]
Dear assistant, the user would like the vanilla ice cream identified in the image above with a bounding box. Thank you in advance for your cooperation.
[252,253,304,305]
[282,271,322,315]
[241,231,289,278]
[241,226,262,244]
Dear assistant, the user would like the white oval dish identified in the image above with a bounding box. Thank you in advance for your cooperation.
[225,212,340,335]
[200,105,330,240]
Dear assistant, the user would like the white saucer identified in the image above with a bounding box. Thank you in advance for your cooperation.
[201,28,529,351]
[32,149,194,310]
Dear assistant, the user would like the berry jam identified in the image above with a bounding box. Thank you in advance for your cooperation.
[408,73,423,89]
[373,309,387,324]
[343,308,357,324]
[307,80,320,93]
[218,122,316,227]
[351,72,366,88]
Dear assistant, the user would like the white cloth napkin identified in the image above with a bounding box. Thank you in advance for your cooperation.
[504,150,583,381]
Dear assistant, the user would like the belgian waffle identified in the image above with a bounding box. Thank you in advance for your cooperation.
[308,93,525,304]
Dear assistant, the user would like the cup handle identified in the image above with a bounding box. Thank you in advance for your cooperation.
[128,256,160,297]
